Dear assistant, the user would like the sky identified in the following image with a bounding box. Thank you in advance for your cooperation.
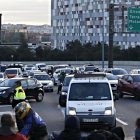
[0,0,51,25]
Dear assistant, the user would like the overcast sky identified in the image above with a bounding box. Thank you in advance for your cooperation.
[0,0,51,25]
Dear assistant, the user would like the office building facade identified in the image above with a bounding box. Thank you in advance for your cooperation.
[51,0,140,50]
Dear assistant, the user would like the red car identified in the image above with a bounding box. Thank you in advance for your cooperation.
[117,74,140,100]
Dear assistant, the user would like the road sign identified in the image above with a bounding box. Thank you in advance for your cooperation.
[128,8,140,32]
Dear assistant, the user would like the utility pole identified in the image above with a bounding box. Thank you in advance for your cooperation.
[108,4,114,68]
[0,14,2,44]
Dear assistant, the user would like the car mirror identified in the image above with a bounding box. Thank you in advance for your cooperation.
[113,93,119,101]
[128,80,133,83]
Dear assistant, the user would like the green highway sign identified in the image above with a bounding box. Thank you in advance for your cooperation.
[128,8,140,32]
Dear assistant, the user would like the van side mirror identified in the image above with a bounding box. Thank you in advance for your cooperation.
[113,93,119,101]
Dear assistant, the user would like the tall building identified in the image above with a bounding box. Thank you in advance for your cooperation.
[51,0,140,50]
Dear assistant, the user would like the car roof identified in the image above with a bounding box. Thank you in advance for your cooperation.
[70,73,108,83]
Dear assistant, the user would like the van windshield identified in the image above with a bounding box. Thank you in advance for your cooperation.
[69,83,111,101]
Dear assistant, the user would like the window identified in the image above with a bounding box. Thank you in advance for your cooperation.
[28,79,35,86]
[21,80,27,88]
[69,83,111,100]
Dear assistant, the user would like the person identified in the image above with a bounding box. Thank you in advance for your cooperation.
[12,80,26,108]
[111,126,125,140]
[49,116,81,140]
[87,131,107,140]
[135,117,140,140]
[0,113,28,140]
[14,101,48,140]
[57,71,66,94]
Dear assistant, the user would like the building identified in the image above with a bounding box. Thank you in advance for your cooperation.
[51,0,140,50]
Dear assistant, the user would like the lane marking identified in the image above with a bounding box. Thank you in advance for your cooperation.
[0,111,15,115]
[0,105,12,107]
[116,118,128,126]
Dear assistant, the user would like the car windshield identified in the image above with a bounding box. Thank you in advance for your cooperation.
[85,66,95,71]
[106,74,118,80]
[112,69,128,75]
[133,75,140,82]
[0,74,3,78]
[69,83,111,101]
[34,75,51,80]
[5,69,17,74]
[63,76,73,86]
[0,79,18,87]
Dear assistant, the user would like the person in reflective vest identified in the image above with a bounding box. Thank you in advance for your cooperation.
[12,80,26,108]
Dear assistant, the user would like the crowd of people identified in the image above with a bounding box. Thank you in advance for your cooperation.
[0,71,139,140]
[0,101,140,140]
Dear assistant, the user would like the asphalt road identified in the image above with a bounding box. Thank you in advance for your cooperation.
[0,87,138,139]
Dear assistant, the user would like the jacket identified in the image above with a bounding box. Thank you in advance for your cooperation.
[0,126,28,140]
[14,86,26,100]
[20,109,47,137]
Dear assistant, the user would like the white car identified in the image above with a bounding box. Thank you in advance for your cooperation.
[0,73,5,83]
[105,73,119,93]
[53,68,74,85]
[66,73,117,129]
[33,72,54,92]
[130,69,140,74]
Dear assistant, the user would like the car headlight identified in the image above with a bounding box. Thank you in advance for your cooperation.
[104,107,112,115]
[0,91,6,94]
[61,92,67,95]
[68,107,76,115]
[48,82,53,86]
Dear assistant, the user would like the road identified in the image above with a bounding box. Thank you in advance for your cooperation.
[0,87,138,139]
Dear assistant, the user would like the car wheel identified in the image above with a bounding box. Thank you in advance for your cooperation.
[36,92,44,102]
[118,89,123,98]
[9,95,14,104]
[51,89,53,92]
[59,96,66,107]
[134,89,140,100]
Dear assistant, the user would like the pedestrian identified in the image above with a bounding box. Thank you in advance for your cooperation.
[14,101,48,140]
[12,80,26,108]
[57,71,66,94]
[111,126,125,140]
[50,116,81,140]
[87,131,107,140]
[135,117,140,140]
[0,113,28,140]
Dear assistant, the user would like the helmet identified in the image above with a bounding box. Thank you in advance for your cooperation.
[14,101,31,120]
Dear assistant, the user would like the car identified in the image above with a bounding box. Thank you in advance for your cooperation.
[105,73,119,94]
[104,68,128,78]
[4,68,23,78]
[117,74,140,100]
[130,69,140,74]
[33,72,54,92]
[0,77,44,104]
[0,72,5,83]
[53,67,74,85]
[65,73,117,130]
[59,74,74,107]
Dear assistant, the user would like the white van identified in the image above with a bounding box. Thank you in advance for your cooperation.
[65,73,116,129]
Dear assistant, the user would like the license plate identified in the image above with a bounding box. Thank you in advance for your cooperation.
[83,118,99,122]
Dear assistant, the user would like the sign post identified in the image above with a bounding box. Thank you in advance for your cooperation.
[128,8,140,32]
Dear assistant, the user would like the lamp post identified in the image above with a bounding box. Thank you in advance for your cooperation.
[11,55,14,62]
[102,0,105,69]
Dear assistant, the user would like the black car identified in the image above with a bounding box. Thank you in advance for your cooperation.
[0,77,44,104]
[59,74,74,107]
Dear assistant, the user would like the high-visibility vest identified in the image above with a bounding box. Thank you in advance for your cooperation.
[14,86,26,100]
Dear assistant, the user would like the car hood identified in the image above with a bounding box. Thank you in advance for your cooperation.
[39,80,52,84]
[0,87,11,91]
[62,86,68,92]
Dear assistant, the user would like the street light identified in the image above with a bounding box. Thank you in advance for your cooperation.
[102,0,105,69]
[11,55,14,62]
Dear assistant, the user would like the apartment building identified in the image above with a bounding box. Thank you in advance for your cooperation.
[51,0,140,50]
